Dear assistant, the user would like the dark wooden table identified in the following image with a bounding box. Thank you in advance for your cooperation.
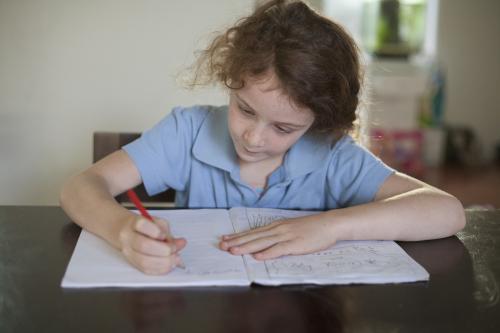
[1,207,499,332]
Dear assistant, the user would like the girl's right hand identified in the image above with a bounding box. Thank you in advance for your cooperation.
[118,214,187,275]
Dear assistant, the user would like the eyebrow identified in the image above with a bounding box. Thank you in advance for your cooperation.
[235,94,308,129]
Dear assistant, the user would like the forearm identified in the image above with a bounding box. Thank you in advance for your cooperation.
[59,172,132,249]
[220,181,466,260]
[324,188,466,242]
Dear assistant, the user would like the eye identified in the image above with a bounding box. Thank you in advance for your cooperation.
[274,125,292,134]
[237,104,254,116]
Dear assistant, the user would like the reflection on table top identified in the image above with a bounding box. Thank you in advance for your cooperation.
[0,206,499,332]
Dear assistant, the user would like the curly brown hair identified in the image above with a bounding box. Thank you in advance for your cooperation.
[192,0,362,136]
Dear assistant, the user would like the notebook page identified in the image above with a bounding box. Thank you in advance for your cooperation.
[229,207,429,286]
[62,209,250,288]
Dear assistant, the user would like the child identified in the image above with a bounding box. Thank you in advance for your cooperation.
[60,0,465,275]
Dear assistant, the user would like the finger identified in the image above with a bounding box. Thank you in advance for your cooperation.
[153,217,187,252]
[252,240,295,261]
[152,218,172,236]
[220,229,277,251]
[173,238,187,252]
[134,218,167,240]
[130,233,178,257]
[123,247,178,275]
[153,218,186,252]
[227,234,288,255]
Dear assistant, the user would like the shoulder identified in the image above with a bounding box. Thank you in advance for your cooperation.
[325,135,394,206]
[326,134,392,181]
[329,135,378,164]
[285,133,371,179]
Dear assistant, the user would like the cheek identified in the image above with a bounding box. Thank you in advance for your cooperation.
[227,106,237,128]
[267,134,295,152]
[227,108,244,137]
[270,132,305,152]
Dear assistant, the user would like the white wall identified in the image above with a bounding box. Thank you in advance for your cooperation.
[1,0,499,205]
[437,0,500,162]
[0,0,252,205]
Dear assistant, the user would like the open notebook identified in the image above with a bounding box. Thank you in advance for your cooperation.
[61,208,429,288]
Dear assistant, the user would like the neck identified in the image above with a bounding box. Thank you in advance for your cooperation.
[238,154,285,189]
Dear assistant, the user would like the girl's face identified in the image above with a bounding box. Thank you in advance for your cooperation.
[228,73,314,165]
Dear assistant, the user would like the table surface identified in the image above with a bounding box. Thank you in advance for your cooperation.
[1,207,499,333]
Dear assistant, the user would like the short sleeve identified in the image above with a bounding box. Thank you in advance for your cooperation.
[326,137,394,207]
[122,106,209,196]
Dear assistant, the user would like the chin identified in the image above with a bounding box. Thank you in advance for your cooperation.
[237,150,267,163]
[238,154,262,163]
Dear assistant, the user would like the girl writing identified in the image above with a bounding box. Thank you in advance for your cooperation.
[60,0,465,275]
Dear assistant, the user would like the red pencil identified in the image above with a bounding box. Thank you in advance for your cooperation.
[126,189,186,269]
[126,189,153,221]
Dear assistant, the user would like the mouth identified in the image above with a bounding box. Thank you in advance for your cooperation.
[242,146,261,154]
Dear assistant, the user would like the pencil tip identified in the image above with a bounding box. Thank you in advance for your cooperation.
[177,259,186,270]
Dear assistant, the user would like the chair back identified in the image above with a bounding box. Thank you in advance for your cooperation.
[93,132,175,204]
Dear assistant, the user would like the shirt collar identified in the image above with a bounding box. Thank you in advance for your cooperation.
[192,106,336,179]
[283,131,334,180]
[192,106,239,173]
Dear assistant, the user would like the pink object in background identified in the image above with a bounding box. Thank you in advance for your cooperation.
[370,129,424,177]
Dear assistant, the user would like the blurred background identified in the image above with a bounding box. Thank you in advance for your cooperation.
[0,0,499,207]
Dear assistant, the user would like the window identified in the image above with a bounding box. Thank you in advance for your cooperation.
[322,0,438,59]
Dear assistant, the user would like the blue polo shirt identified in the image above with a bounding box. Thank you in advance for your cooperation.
[122,105,394,210]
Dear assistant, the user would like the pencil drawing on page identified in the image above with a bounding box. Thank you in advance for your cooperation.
[245,211,287,229]
[265,242,422,277]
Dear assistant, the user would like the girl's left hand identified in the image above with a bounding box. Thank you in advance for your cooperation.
[219,215,336,260]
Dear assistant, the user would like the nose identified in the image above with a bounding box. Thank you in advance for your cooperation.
[243,124,265,148]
